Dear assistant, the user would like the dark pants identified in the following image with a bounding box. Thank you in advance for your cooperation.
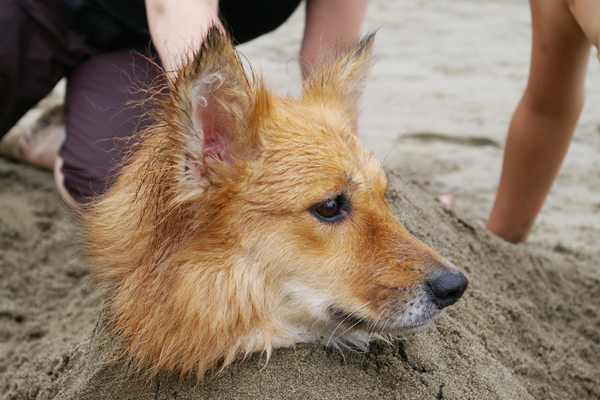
[0,0,301,202]
[0,0,89,137]
[60,49,163,200]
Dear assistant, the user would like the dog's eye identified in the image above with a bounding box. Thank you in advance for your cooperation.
[312,195,348,223]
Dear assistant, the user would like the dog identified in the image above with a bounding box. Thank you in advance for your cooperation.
[82,28,468,380]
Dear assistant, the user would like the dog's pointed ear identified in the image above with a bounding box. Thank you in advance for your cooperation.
[171,27,264,178]
[302,33,375,115]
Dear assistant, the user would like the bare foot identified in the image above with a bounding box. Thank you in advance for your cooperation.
[0,106,66,171]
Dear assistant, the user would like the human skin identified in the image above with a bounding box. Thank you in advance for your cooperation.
[145,0,370,80]
[486,0,596,243]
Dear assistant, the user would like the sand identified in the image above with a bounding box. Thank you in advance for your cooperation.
[1,0,600,399]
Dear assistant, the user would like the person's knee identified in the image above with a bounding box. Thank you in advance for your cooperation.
[53,155,80,209]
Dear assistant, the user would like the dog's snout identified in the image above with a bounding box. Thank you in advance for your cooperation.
[426,270,468,309]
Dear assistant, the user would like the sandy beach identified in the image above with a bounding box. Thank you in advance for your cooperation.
[1,0,599,398]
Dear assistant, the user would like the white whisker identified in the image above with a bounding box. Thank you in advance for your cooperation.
[324,302,371,349]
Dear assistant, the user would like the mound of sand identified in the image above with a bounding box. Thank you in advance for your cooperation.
[1,156,599,400]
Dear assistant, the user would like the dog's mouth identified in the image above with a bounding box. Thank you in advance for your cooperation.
[327,306,371,329]
[326,296,443,334]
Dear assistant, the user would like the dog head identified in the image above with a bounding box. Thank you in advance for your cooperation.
[85,28,467,380]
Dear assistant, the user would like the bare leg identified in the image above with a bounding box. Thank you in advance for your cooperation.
[486,0,591,242]
[53,155,79,209]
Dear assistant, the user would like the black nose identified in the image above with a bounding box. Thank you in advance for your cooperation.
[426,270,468,309]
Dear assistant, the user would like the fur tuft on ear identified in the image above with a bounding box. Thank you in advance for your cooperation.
[169,28,265,180]
[302,33,375,115]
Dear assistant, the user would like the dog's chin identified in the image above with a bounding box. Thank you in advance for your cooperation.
[326,303,445,335]
[385,310,444,334]
[276,301,445,353]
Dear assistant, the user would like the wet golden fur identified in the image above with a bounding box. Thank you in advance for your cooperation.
[83,29,465,380]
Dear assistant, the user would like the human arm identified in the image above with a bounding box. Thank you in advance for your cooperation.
[300,0,370,79]
[145,0,223,78]
[486,0,591,243]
